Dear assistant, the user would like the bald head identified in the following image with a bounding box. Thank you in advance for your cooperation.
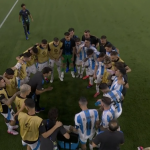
[109,119,119,131]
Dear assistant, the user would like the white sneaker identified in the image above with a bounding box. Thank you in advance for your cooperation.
[13,125,19,129]
[59,77,63,81]
[71,71,75,78]
[7,130,18,135]
[50,80,53,83]
[61,72,64,78]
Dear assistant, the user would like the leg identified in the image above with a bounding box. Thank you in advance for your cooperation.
[34,95,41,112]
[81,144,87,150]
[23,24,28,39]
[56,58,61,79]
[69,55,75,78]
[73,54,77,73]
[49,59,55,82]
[27,145,31,150]
[61,55,67,81]
[66,59,69,72]
[27,23,30,33]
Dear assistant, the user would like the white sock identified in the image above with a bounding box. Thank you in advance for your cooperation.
[77,66,80,74]
[8,124,14,132]
[96,85,99,93]
[5,122,9,127]
[57,66,61,78]
[89,77,93,85]
[89,144,93,150]
[86,68,89,76]
[81,67,85,75]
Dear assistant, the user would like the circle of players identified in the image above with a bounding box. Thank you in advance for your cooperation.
[0,29,131,150]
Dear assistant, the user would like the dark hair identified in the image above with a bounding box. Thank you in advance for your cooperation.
[110,51,118,56]
[99,83,108,90]
[101,96,112,106]
[85,38,91,42]
[41,39,47,44]
[53,37,59,42]
[117,67,126,75]
[68,28,74,32]
[42,67,52,74]
[48,108,58,121]
[25,98,35,108]
[5,68,14,75]
[104,55,111,64]
[32,47,38,54]
[23,52,31,58]
[98,52,105,58]
[105,43,112,48]
[64,32,70,36]
[109,119,119,131]
[79,97,87,103]
[75,37,80,42]
[87,49,94,56]
[21,4,25,7]
[84,30,90,33]
[101,35,107,39]
[114,62,125,69]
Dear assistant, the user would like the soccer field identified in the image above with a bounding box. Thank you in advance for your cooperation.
[0,0,150,149]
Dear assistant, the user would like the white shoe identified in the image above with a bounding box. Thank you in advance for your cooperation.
[59,77,63,81]
[94,79,97,83]
[13,125,19,129]
[7,130,18,135]
[76,74,80,78]
[61,72,64,78]
[50,80,53,83]
[71,71,75,78]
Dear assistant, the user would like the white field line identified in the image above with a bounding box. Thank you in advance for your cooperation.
[0,0,18,28]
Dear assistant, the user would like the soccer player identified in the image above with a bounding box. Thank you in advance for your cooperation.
[48,37,63,83]
[16,46,38,79]
[82,38,100,80]
[27,67,53,113]
[14,84,31,117]
[86,49,98,88]
[60,32,76,80]
[75,38,85,78]
[17,98,63,150]
[0,76,19,135]
[36,39,49,72]
[110,67,126,92]
[68,28,78,40]
[110,51,131,73]
[72,97,99,150]
[100,97,115,130]
[19,4,33,40]
[105,43,118,56]
[3,68,18,98]
[99,83,124,119]
[82,30,99,48]
[93,53,105,97]
[12,52,31,88]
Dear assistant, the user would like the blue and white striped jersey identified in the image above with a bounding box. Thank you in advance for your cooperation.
[76,42,87,60]
[96,61,105,76]
[75,109,99,139]
[110,77,124,92]
[88,53,97,70]
[101,105,115,128]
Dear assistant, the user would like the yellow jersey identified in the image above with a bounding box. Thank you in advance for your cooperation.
[14,95,27,113]
[0,88,11,112]
[18,112,42,141]
[112,58,124,66]
[37,45,49,63]
[6,70,18,97]
[48,42,63,59]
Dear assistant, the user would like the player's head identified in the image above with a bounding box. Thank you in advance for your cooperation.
[20,84,31,96]
[24,98,35,111]
[114,62,125,71]
[105,43,113,52]
[104,56,112,69]
[99,83,109,93]
[84,38,91,47]
[42,67,52,77]
[115,66,126,77]
[21,4,26,9]
[97,52,105,62]
[30,47,38,55]
[84,30,90,38]
[53,37,59,46]
[108,119,119,132]
[87,49,94,58]
[0,77,5,88]
[101,96,112,108]
[110,51,119,62]
[48,108,58,121]
[64,32,70,41]
[79,97,87,108]
[75,38,81,46]
[100,35,107,45]
[68,28,75,38]
[41,39,48,49]
[23,52,31,62]
[5,68,14,79]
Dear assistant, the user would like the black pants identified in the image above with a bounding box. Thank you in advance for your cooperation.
[66,54,76,69]
[27,92,40,110]
[23,23,30,37]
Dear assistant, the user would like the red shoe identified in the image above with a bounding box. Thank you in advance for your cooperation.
[7,130,18,135]
[83,76,89,80]
[87,84,93,88]
[137,147,143,150]
[94,92,100,98]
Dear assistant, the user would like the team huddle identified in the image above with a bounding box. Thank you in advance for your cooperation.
[0,26,131,150]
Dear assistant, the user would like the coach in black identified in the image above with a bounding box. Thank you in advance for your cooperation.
[92,120,124,150]
[19,3,33,40]
[27,67,53,113]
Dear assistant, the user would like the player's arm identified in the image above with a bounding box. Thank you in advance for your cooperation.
[11,62,22,71]
[14,103,25,117]
[1,91,20,106]
[3,73,10,85]
[94,65,98,79]
[28,10,33,21]
[92,134,102,148]
[125,65,131,73]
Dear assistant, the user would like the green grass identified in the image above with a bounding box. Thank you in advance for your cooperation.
[0,0,150,149]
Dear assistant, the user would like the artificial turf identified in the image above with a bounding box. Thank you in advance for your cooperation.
[0,0,150,149]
